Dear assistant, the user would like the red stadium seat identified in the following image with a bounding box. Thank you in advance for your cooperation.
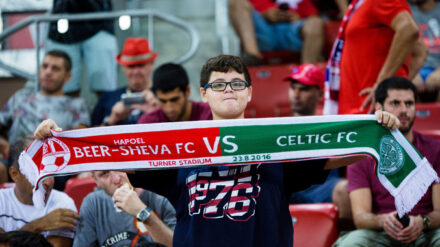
[261,51,301,65]
[245,64,294,118]
[64,177,97,211]
[413,103,440,140]
[0,182,15,189]
[245,64,326,118]
[290,203,339,247]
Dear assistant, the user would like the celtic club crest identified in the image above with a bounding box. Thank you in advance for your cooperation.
[378,136,404,175]
[41,138,71,172]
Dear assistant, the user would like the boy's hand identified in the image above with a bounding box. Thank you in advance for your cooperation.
[34,119,62,140]
[375,110,400,130]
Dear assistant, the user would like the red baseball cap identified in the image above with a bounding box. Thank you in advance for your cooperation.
[284,64,325,89]
[116,37,158,66]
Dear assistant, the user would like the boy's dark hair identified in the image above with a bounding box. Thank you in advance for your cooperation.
[375,77,418,105]
[10,136,34,170]
[0,231,53,247]
[45,50,72,72]
[200,55,251,87]
[152,63,189,94]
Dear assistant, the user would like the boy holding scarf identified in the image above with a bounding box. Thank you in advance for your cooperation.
[34,55,401,247]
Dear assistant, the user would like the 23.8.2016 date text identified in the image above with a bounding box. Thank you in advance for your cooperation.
[232,154,271,162]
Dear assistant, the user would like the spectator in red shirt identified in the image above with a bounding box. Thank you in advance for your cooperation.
[229,0,324,65]
[337,0,427,114]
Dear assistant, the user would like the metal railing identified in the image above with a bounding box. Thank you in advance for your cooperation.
[215,0,240,56]
[0,9,200,81]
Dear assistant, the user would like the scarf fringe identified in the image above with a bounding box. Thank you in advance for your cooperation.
[18,151,46,208]
[394,158,439,217]
[18,151,39,187]
[32,186,47,208]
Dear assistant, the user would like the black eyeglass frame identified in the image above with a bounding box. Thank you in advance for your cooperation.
[203,80,250,91]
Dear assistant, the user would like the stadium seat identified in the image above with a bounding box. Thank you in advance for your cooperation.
[64,177,97,211]
[245,63,326,118]
[245,64,294,118]
[290,203,339,247]
[0,182,15,189]
[413,103,440,140]
[261,51,301,65]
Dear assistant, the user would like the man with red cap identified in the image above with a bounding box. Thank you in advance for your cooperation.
[285,64,325,116]
[286,64,350,219]
[92,38,159,126]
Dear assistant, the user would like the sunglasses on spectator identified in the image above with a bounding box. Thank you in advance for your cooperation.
[203,80,249,91]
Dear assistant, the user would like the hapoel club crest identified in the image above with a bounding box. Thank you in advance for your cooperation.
[41,138,71,172]
[378,135,405,176]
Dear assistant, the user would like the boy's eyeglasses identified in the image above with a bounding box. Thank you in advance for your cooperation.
[203,81,249,91]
